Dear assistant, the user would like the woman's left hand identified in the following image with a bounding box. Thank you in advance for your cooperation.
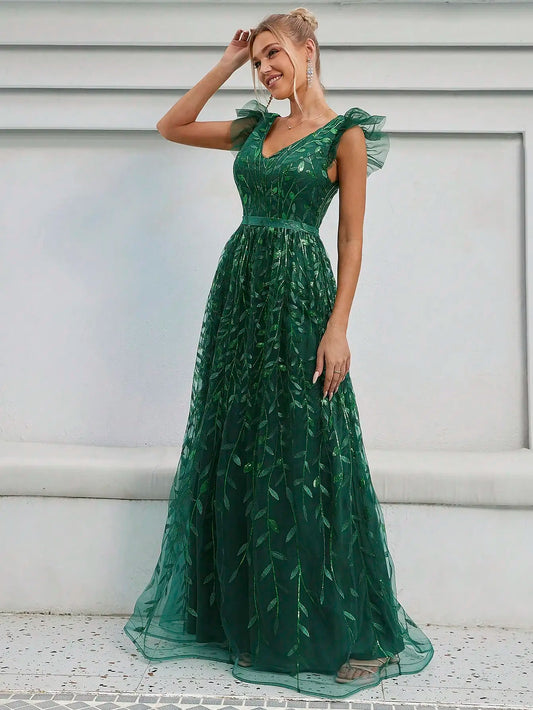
[312,323,351,400]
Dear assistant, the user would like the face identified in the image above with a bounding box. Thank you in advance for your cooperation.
[251,30,308,97]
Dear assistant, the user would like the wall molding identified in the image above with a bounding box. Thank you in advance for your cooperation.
[2,2,533,47]
[1,441,532,506]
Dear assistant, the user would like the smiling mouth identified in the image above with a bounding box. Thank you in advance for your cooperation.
[266,74,282,87]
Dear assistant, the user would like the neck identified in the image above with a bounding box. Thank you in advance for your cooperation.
[287,90,328,120]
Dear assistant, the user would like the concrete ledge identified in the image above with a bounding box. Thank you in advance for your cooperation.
[1,441,532,507]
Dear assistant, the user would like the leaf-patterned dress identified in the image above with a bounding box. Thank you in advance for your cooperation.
[123,99,434,698]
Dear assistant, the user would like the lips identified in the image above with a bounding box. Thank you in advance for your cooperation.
[266,74,282,87]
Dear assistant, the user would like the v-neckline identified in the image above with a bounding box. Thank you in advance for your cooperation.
[260,112,343,160]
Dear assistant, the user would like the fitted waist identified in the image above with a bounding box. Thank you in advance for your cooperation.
[241,214,319,237]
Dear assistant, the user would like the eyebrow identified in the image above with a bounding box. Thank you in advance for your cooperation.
[252,43,278,62]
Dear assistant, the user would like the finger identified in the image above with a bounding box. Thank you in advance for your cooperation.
[323,369,336,398]
[328,374,342,399]
[329,366,345,398]
[337,360,350,392]
[313,350,324,384]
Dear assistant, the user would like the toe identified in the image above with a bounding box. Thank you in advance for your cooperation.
[336,662,350,679]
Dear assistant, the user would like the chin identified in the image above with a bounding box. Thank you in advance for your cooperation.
[266,86,290,100]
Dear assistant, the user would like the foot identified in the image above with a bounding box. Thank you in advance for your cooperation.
[336,655,398,683]
[238,652,252,667]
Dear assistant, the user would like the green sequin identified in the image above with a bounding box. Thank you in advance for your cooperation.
[123,99,434,698]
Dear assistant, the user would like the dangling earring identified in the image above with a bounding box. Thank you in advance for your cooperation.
[306,56,313,86]
[266,94,273,110]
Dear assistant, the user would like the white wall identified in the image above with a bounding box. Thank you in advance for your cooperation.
[1,1,532,622]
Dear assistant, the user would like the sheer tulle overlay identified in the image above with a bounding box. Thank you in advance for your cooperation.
[123,99,434,697]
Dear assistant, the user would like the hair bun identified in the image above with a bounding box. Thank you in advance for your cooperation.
[288,7,318,31]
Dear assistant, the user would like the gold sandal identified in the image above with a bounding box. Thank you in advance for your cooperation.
[336,654,398,683]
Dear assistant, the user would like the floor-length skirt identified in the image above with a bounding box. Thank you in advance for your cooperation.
[123,221,434,698]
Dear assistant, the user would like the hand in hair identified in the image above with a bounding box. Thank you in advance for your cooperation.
[220,28,254,71]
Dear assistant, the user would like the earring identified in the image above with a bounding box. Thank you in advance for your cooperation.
[306,56,313,86]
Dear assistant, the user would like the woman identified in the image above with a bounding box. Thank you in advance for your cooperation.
[123,7,434,698]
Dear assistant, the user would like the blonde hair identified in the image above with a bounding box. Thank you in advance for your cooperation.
[248,7,323,112]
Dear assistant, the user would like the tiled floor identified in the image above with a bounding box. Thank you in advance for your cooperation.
[0,614,531,710]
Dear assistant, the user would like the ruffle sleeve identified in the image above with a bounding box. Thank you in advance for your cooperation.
[330,107,390,177]
[230,98,269,154]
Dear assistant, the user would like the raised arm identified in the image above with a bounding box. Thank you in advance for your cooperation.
[156,29,252,150]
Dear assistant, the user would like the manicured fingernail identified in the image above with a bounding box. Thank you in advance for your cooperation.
[312,371,319,384]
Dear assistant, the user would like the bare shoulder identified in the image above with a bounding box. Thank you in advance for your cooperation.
[336,125,366,158]
[335,125,367,177]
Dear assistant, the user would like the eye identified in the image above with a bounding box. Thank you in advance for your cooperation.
[254,48,279,69]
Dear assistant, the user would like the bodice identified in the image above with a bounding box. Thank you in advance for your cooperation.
[230,100,390,232]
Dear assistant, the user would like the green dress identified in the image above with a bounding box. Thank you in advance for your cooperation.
[123,99,434,698]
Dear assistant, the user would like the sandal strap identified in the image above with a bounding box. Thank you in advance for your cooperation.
[346,656,393,670]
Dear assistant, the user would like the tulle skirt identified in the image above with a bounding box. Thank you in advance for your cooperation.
[123,219,434,697]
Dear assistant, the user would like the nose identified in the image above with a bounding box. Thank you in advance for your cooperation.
[259,60,272,75]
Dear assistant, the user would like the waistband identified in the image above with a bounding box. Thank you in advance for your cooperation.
[241,214,319,237]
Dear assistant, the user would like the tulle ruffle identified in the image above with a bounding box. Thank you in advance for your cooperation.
[230,98,270,154]
[330,107,390,177]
